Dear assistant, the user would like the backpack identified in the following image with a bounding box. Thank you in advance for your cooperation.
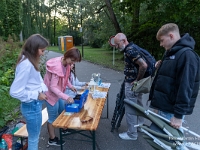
[129,43,156,78]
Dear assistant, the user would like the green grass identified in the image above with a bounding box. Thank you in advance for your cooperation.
[48,46,124,72]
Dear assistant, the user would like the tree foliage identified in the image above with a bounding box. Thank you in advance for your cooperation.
[0,0,200,57]
[0,0,22,40]
[0,36,21,128]
[21,0,53,42]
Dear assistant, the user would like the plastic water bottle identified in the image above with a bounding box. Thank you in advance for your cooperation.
[98,77,102,86]
[97,73,101,86]
[88,78,97,93]
[0,139,8,150]
[92,73,101,86]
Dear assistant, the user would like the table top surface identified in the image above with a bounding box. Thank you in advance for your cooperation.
[52,86,109,131]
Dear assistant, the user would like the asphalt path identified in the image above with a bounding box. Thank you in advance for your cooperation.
[37,50,200,150]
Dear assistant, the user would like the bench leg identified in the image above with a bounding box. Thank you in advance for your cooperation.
[20,137,24,150]
[18,137,28,150]
[59,128,63,150]
[92,131,95,150]
[107,93,109,119]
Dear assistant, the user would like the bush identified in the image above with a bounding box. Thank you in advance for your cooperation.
[90,38,104,48]
[0,90,20,127]
[0,36,21,128]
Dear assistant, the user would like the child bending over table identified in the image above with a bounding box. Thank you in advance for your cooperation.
[65,63,88,98]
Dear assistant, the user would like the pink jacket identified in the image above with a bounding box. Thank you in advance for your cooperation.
[44,56,72,106]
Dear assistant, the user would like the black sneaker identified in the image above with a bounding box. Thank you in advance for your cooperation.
[48,136,66,146]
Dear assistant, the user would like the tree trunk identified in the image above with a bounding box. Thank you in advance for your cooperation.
[104,0,121,33]
[131,1,140,31]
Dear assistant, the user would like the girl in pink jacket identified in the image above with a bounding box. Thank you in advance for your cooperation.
[44,47,81,146]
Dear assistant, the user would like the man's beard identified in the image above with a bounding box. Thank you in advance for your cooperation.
[119,44,125,51]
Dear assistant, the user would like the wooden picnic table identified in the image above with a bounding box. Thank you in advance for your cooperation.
[52,84,110,150]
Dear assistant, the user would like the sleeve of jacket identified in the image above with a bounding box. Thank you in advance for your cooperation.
[49,73,70,101]
[174,51,198,118]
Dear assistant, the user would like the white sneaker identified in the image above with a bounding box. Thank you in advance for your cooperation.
[119,132,137,140]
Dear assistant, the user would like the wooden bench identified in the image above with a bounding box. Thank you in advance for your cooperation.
[14,107,49,149]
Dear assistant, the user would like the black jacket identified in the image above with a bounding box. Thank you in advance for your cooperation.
[149,33,200,119]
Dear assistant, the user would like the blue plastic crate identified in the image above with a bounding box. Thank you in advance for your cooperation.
[65,89,89,113]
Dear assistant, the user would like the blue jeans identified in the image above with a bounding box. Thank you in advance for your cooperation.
[45,99,65,124]
[21,100,43,150]
[158,110,184,133]
[158,110,174,121]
